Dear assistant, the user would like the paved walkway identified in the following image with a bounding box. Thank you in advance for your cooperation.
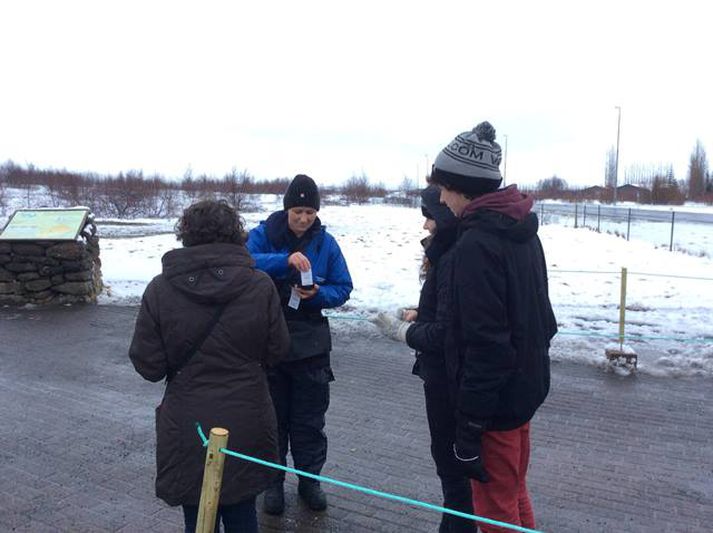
[0,305,711,532]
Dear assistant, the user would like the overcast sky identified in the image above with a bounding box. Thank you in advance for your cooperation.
[1,1,711,188]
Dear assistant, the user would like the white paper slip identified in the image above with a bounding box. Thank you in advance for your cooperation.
[288,287,301,310]
[301,269,313,287]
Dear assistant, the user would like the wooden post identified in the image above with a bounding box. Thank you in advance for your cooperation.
[197,428,229,533]
[606,266,636,369]
[669,211,675,251]
[618,267,627,350]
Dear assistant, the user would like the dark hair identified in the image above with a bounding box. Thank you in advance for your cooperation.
[175,199,246,247]
[430,170,499,200]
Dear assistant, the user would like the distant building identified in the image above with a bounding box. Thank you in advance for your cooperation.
[581,185,606,201]
[617,184,651,203]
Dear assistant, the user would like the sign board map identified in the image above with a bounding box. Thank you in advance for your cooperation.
[0,208,90,241]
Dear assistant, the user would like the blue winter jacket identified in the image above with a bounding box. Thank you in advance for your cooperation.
[246,212,353,313]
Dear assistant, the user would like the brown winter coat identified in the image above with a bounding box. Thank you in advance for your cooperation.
[129,242,290,506]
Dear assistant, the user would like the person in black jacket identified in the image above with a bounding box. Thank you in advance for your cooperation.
[129,199,290,533]
[375,184,474,532]
[429,122,558,533]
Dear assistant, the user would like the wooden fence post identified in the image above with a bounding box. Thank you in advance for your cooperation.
[197,428,229,533]
[605,266,636,369]
[618,267,627,350]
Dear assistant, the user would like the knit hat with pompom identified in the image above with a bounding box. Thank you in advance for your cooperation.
[430,121,503,195]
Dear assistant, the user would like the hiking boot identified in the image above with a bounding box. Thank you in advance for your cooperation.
[262,483,285,515]
[298,479,327,511]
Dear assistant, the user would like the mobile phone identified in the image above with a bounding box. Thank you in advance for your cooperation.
[300,269,314,289]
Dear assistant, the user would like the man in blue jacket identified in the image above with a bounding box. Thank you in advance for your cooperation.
[247,174,353,515]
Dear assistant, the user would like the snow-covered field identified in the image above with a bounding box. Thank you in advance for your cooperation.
[94,202,713,379]
[2,189,713,378]
[538,202,713,258]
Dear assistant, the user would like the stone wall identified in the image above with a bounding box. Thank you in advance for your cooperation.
[0,232,102,305]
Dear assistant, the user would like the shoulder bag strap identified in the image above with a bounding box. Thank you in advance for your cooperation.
[166,301,229,383]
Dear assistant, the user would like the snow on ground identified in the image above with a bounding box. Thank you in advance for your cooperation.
[543,211,713,259]
[2,187,712,377]
[93,201,713,379]
[538,202,713,257]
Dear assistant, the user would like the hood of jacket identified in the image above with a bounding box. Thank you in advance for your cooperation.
[264,210,324,251]
[422,225,458,265]
[461,184,534,222]
[461,207,540,244]
[460,184,538,243]
[161,242,255,303]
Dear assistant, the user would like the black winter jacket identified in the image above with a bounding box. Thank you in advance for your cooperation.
[447,210,557,431]
[129,243,290,506]
[406,229,457,381]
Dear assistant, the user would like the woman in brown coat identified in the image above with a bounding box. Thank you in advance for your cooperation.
[129,199,290,532]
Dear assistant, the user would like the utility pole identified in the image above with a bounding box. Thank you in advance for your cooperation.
[503,134,508,186]
[614,106,621,204]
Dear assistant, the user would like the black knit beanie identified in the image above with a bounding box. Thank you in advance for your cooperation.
[283,174,320,211]
[421,185,457,229]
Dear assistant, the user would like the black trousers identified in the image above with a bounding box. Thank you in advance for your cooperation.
[421,363,475,533]
[267,356,334,482]
[182,497,257,533]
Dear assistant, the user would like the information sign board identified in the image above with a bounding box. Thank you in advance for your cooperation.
[0,208,90,241]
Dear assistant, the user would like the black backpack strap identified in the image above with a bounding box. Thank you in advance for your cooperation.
[166,301,229,383]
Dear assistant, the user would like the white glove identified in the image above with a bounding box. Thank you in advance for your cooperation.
[372,311,412,342]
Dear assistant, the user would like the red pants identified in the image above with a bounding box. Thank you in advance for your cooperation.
[471,422,535,533]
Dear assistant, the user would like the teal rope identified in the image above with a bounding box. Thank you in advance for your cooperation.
[549,269,620,275]
[195,423,543,533]
[323,312,370,322]
[553,330,712,344]
[627,271,713,282]
[196,423,209,445]
[323,313,712,344]
[549,269,713,282]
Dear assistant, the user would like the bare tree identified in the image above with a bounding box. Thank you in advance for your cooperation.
[688,140,708,200]
[650,166,684,205]
[342,174,371,204]
[537,175,567,192]
[221,169,251,210]
[0,171,7,215]
[340,173,386,204]
[604,146,617,188]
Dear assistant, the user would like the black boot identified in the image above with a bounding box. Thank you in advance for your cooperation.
[298,479,327,511]
[262,482,285,515]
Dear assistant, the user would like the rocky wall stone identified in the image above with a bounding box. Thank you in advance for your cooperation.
[0,282,19,294]
[54,281,93,295]
[17,272,41,282]
[25,279,52,292]
[0,230,103,305]
[11,244,45,256]
[47,243,84,261]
